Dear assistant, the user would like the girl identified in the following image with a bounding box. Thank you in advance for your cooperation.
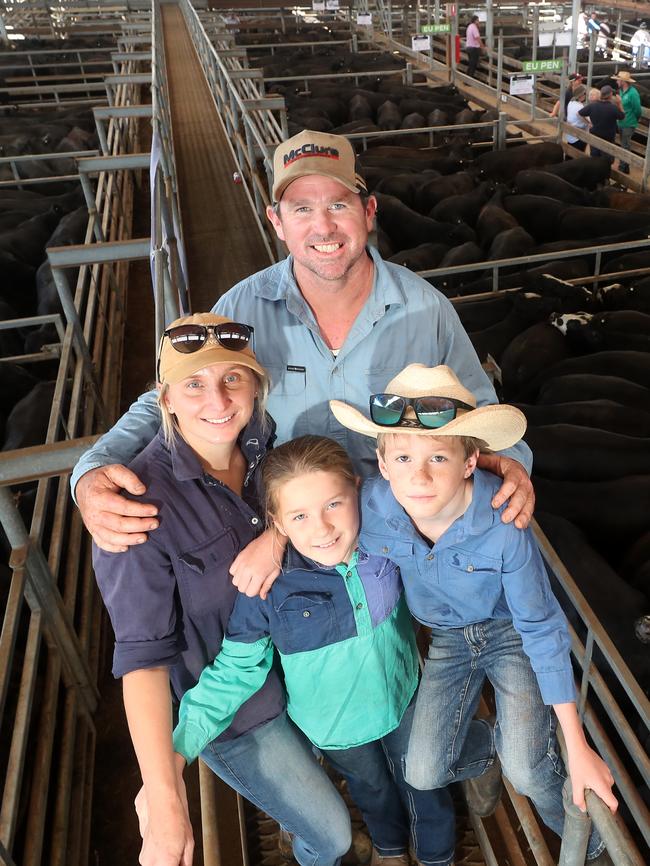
[93,314,353,866]
[173,435,457,866]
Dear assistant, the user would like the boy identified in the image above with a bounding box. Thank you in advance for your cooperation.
[330,364,617,862]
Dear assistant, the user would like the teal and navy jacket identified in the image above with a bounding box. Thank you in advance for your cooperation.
[619,85,642,129]
[173,548,419,761]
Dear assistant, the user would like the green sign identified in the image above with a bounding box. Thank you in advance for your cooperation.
[422,23,451,33]
[522,58,563,73]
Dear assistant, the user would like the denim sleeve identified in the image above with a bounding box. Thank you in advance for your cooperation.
[501,526,576,705]
[70,388,161,499]
[92,533,181,678]
[172,636,274,762]
[437,297,533,474]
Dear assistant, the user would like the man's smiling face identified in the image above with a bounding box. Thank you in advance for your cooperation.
[267,175,377,286]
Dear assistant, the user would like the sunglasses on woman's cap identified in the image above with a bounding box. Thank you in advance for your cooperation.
[164,322,254,353]
[369,393,474,429]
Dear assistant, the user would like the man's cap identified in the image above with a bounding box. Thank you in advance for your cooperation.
[600,84,613,97]
[569,72,583,81]
[613,70,635,83]
[272,130,367,202]
[158,313,266,385]
[641,21,648,28]
[330,364,526,451]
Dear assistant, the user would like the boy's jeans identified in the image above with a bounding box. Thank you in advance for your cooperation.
[323,700,456,866]
[201,711,352,866]
[405,619,605,861]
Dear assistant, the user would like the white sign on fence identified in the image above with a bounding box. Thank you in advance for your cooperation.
[555,30,573,46]
[313,0,325,9]
[357,12,372,25]
[325,0,339,8]
[411,34,431,51]
[510,73,535,95]
[476,10,487,22]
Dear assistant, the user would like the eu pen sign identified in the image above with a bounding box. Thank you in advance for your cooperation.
[522,58,563,73]
[421,23,451,34]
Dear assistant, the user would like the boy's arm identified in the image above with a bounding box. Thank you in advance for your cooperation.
[173,635,274,762]
[72,389,162,552]
[554,702,617,813]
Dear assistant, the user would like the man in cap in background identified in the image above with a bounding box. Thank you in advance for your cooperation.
[630,21,650,67]
[550,71,584,118]
[613,69,642,173]
[72,130,534,587]
[578,84,625,159]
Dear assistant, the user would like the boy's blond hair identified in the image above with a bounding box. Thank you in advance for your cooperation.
[376,432,486,460]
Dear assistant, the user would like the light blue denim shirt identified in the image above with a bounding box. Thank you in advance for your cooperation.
[359,468,575,706]
[71,247,532,490]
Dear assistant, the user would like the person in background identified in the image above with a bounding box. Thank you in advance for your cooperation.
[566,83,590,151]
[630,21,650,67]
[587,11,601,41]
[597,17,611,56]
[578,84,625,160]
[465,15,483,77]
[613,69,642,173]
[550,71,584,119]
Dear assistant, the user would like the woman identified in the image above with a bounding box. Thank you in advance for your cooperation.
[93,313,352,866]
[565,83,589,151]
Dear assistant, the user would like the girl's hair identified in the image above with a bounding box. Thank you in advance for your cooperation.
[157,371,270,449]
[262,435,356,519]
[376,432,486,460]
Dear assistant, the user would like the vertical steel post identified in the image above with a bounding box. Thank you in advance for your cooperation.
[496,32,504,108]
[587,29,596,91]
[569,0,580,71]
[642,129,650,192]
[486,0,493,52]
[450,9,457,84]
[497,111,507,149]
[615,11,622,68]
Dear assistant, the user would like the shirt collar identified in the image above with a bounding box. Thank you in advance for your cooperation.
[283,544,361,575]
[161,412,273,483]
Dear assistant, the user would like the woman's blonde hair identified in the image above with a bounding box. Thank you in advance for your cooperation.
[261,435,356,520]
[157,371,270,449]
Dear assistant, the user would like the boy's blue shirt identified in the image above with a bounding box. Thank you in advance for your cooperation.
[359,468,576,706]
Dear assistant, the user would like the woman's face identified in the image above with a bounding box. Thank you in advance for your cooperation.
[164,361,257,452]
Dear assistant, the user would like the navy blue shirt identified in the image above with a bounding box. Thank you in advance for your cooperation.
[92,416,285,742]
[578,100,625,142]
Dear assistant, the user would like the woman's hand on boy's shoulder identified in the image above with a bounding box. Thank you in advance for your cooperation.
[476,453,535,529]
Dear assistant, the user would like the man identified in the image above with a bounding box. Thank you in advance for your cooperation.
[550,71,583,119]
[578,84,625,160]
[73,130,534,589]
[613,69,642,173]
[465,15,483,77]
[630,22,650,68]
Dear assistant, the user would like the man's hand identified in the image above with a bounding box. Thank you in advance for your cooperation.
[135,783,194,866]
[476,453,535,529]
[75,464,159,553]
[230,527,287,600]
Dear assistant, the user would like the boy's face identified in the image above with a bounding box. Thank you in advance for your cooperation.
[377,434,478,524]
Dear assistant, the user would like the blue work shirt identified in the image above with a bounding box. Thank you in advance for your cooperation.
[359,468,575,706]
[71,247,532,490]
[173,547,419,758]
[92,417,286,742]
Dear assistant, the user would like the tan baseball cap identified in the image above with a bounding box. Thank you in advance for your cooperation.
[272,130,368,202]
[158,313,266,385]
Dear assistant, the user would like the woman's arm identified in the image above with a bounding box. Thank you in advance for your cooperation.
[123,668,194,866]
[554,703,618,813]
[229,526,288,599]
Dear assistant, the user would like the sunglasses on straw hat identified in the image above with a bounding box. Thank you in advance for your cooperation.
[156,321,254,382]
[369,394,475,429]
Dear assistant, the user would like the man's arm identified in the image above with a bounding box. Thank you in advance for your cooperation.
[72,388,162,552]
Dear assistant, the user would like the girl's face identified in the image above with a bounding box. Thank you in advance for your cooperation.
[164,362,257,453]
[272,470,359,567]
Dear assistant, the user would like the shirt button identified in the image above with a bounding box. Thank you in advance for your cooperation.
[303,610,311,618]
[345,571,352,578]
[382,546,389,554]
[467,564,474,572]
[251,517,259,525]
[426,553,434,561]
[356,603,363,610]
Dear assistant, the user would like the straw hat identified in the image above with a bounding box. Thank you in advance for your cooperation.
[613,70,635,83]
[330,364,526,451]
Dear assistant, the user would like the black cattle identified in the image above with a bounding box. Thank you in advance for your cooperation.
[401,112,425,130]
[536,512,649,695]
[535,373,650,410]
[438,241,483,269]
[387,242,449,271]
[513,170,594,206]
[453,293,515,332]
[416,172,475,213]
[476,188,519,249]
[0,301,24,360]
[535,350,650,389]
[374,193,475,251]
[0,208,62,266]
[621,532,650,598]
[502,195,566,243]
[377,100,402,130]
[455,259,590,296]
[0,251,36,316]
[514,399,650,437]
[557,207,650,241]
[2,381,56,451]
[348,93,374,121]
[527,424,650,481]
[603,251,650,279]
[468,295,552,361]
[500,322,571,396]
[554,311,650,353]
[543,157,612,189]
[470,142,563,182]
[374,172,436,209]
[594,188,650,212]
[431,182,493,226]
[488,227,535,261]
[597,280,650,314]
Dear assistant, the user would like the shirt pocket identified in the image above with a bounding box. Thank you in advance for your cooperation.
[276,591,339,653]
[265,365,309,438]
[176,528,238,616]
[441,548,502,611]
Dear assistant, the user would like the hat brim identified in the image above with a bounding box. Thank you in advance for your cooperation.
[613,73,635,82]
[330,400,527,452]
[274,170,367,202]
[161,346,266,385]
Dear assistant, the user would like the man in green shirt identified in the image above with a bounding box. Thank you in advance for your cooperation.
[613,70,642,174]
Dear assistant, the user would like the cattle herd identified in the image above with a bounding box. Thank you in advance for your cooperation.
[0,27,648,755]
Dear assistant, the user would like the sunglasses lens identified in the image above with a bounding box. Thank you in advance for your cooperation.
[215,323,252,350]
[415,397,456,428]
[166,325,207,353]
[370,394,406,427]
